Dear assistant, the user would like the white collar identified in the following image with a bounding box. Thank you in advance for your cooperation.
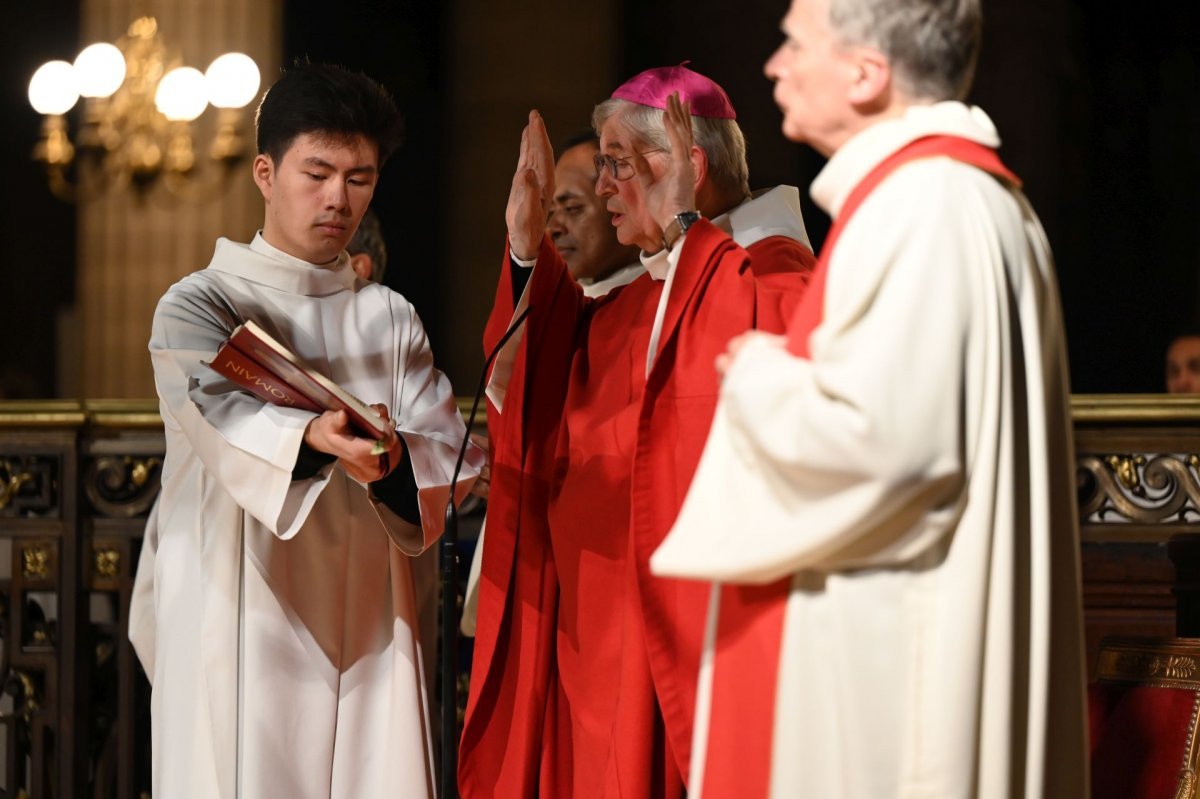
[713,185,812,251]
[205,232,356,296]
[812,102,1002,218]
[641,246,672,281]
[580,262,646,297]
[639,185,811,282]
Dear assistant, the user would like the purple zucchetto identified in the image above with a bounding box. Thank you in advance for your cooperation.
[610,63,737,120]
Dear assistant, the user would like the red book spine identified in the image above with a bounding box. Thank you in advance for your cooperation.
[208,343,325,415]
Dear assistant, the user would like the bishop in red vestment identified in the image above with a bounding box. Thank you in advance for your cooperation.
[459,66,816,798]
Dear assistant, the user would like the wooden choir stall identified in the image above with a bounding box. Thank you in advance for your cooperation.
[1,395,1199,797]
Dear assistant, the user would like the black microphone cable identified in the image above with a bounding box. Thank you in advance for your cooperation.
[440,302,532,799]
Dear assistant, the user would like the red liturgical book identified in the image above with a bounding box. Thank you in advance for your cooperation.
[205,320,391,440]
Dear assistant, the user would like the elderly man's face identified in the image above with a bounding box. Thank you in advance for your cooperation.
[1167,336,1200,393]
[596,112,669,253]
[547,142,638,281]
[764,0,859,156]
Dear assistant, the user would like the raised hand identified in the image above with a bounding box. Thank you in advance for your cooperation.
[630,93,699,234]
[506,110,556,261]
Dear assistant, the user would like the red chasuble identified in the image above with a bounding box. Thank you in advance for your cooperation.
[698,136,1020,799]
[460,223,815,798]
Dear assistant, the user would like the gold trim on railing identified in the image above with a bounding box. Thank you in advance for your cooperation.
[3,399,487,427]
[21,545,51,580]
[1,395,1193,428]
[0,670,41,724]
[1095,638,1200,689]
[0,400,87,428]
[94,547,121,579]
[1181,693,1200,799]
[1106,454,1146,491]
[1077,453,1200,525]
[0,461,34,511]
[1072,394,1200,424]
[83,399,163,429]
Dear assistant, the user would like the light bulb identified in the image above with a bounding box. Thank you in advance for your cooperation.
[28,60,80,115]
[155,67,208,122]
[74,43,126,98]
[205,52,261,109]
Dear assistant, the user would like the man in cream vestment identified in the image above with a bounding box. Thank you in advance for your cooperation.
[129,63,480,799]
[650,0,1089,796]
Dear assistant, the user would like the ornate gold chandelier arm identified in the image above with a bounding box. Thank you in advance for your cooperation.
[161,158,241,204]
[28,15,259,204]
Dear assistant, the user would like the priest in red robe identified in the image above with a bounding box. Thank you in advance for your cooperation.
[459,66,817,798]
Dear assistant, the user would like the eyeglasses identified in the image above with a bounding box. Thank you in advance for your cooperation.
[592,149,665,182]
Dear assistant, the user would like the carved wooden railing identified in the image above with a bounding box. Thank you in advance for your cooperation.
[1076,395,1200,532]
[1073,395,1200,674]
[0,398,490,799]
[0,400,161,799]
[1,395,1198,796]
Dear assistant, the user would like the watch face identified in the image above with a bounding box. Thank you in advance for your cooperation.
[678,211,701,231]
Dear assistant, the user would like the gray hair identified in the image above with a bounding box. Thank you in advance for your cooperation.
[591,99,751,198]
[829,0,982,101]
[348,208,388,283]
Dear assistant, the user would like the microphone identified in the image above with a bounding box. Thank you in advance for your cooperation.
[439,302,532,799]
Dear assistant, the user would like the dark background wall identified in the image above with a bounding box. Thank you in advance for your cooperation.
[4,0,1198,396]
[1059,1,1200,392]
[283,0,447,376]
[617,0,1199,394]
[2,0,79,398]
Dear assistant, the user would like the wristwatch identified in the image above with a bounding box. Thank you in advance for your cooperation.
[662,210,702,252]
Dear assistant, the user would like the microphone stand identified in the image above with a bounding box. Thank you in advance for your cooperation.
[440,305,531,799]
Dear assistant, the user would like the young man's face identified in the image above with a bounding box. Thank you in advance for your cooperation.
[547,141,639,282]
[254,132,379,265]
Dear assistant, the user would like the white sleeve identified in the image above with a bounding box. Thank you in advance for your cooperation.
[150,281,329,539]
[382,297,483,555]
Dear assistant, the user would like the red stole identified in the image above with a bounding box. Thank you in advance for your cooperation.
[786,135,1020,355]
[700,135,1020,799]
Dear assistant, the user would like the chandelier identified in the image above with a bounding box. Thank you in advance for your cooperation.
[27,17,261,202]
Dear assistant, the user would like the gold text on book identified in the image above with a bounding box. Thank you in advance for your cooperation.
[224,359,295,405]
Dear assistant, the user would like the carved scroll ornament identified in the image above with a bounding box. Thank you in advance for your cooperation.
[83,455,161,518]
[0,461,33,511]
[1079,453,1200,523]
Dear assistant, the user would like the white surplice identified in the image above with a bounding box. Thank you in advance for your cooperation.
[129,233,480,799]
[651,103,1088,797]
